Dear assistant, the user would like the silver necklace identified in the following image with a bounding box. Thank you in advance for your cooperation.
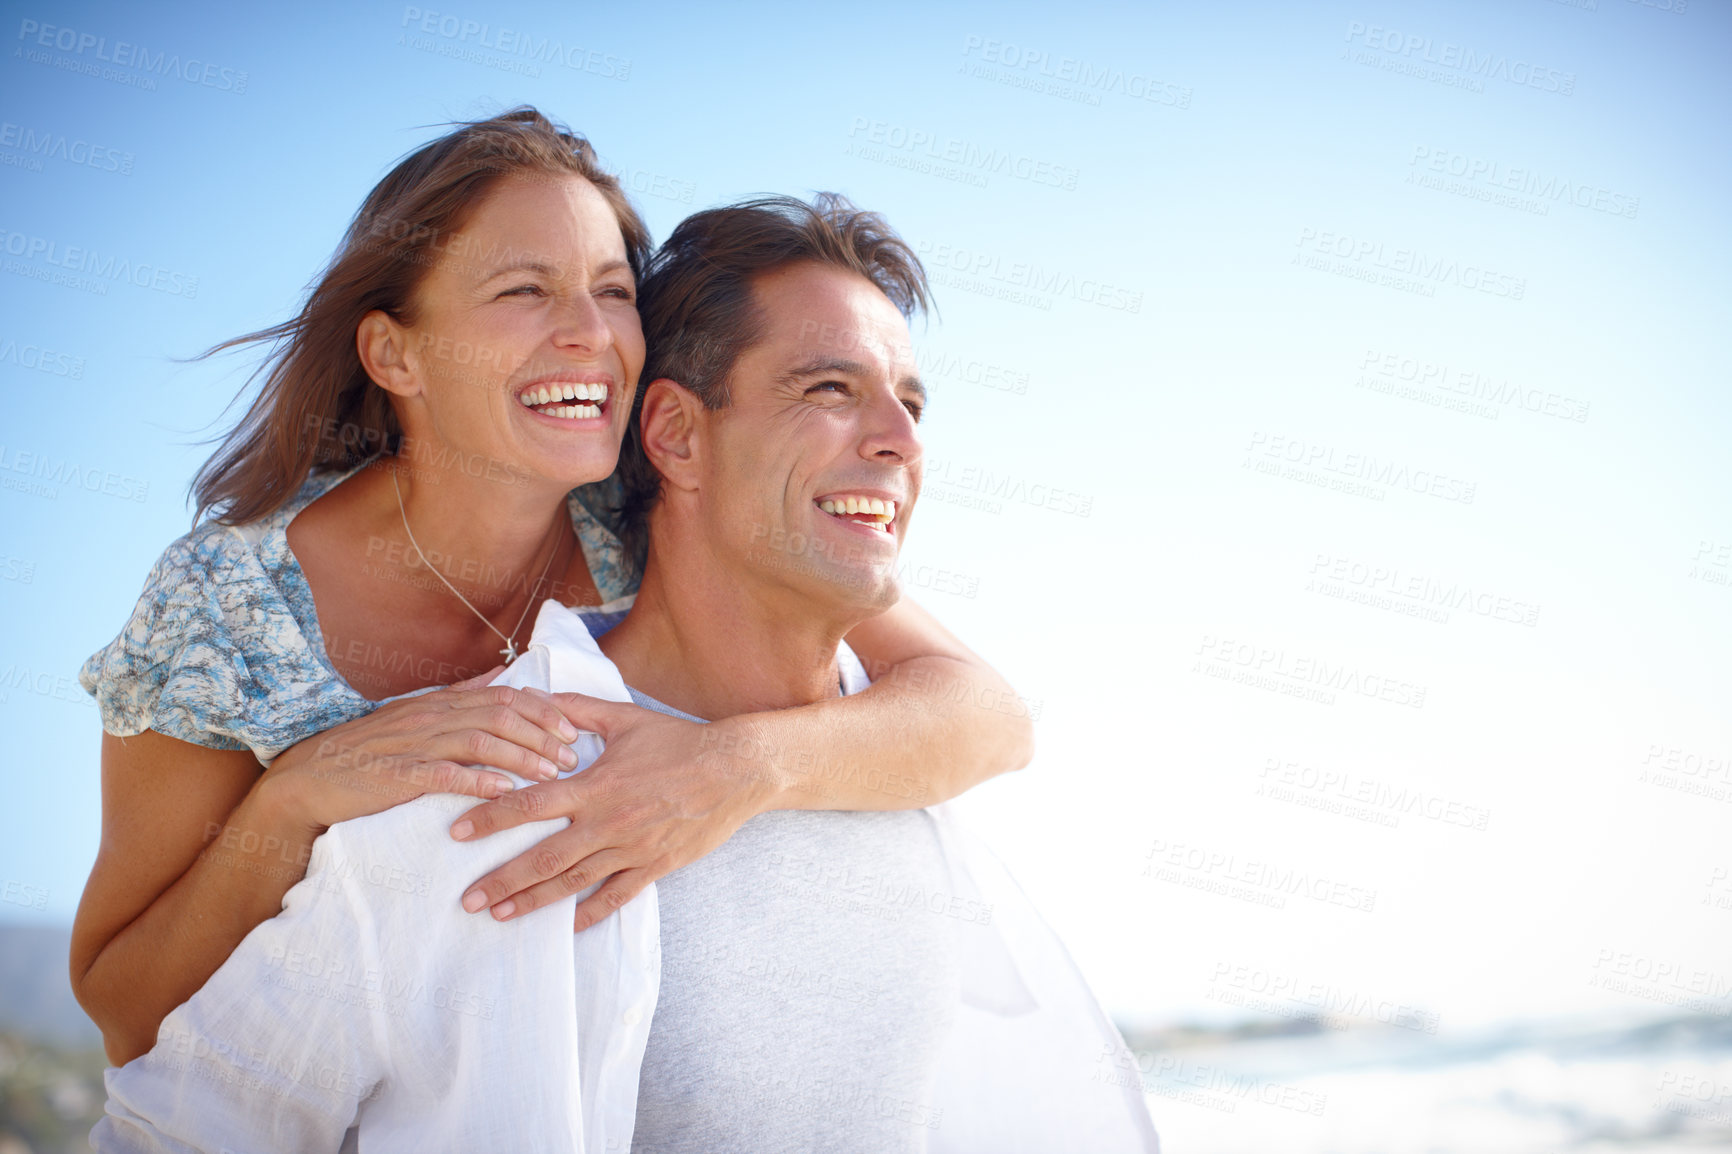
[391,464,565,663]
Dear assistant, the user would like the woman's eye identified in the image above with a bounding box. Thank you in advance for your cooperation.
[599,284,635,301]
[499,284,544,298]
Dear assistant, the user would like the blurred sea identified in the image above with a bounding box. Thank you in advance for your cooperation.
[1123,1013,1732,1153]
[3,924,1729,1152]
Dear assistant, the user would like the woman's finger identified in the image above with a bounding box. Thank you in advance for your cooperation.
[450,776,581,842]
[457,817,594,913]
[514,686,583,745]
[483,849,636,922]
[572,869,650,933]
[439,688,580,771]
[449,765,518,801]
[432,715,568,782]
[545,693,648,740]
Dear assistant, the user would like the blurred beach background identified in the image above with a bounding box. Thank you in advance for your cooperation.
[1,0,1727,1149]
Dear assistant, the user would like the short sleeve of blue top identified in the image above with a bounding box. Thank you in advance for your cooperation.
[77,462,638,765]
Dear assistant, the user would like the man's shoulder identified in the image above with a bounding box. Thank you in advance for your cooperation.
[299,792,564,914]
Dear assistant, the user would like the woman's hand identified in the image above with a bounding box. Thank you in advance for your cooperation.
[448,695,778,931]
[262,668,583,834]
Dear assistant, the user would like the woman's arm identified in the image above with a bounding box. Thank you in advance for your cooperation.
[763,594,1035,809]
[71,678,587,1065]
[71,731,313,1066]
[450,596,1034,928]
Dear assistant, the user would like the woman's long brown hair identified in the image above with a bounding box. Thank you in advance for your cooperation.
[191,107,651,525]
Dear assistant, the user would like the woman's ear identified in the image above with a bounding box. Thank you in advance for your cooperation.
[638,379,705,494]
[357,310,420,399]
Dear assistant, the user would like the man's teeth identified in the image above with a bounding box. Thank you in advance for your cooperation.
[519,382,610,416]
[819,497,897,529]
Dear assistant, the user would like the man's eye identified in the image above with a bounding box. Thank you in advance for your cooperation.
[807,381,848,395]
[903,402,924,422]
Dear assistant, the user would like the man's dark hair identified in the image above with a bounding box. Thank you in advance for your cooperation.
[608,193,931,566]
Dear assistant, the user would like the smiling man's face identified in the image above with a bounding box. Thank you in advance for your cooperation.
[695,260,925,614]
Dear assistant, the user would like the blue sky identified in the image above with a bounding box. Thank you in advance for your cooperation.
[1,0,1729,1032]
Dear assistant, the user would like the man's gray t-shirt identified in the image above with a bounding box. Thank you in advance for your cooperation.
[627,687,962,1153]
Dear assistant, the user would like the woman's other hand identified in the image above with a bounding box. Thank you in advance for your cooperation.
[448,694,777,931]
[262,668,582,834]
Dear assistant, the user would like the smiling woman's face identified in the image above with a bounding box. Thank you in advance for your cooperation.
[386,171,646,490]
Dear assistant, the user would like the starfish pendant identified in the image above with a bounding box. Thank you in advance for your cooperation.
[500,640,518,663]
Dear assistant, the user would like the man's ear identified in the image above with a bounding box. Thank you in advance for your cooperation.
[357,310,421,399]
[639,379,705,493]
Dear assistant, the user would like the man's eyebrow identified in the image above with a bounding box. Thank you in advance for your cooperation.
[777,358,927,404]
[776,356,870,384]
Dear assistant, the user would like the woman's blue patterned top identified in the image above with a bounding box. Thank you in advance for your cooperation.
[78,462,637,764]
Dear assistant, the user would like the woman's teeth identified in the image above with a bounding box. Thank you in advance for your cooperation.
[520,382,608,418]
[819,496,897,531]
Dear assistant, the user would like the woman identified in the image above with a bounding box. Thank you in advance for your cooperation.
[72,108,1033,1065]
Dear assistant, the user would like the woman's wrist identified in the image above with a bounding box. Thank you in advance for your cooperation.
[702,714,796,816]
[248,757,328,841]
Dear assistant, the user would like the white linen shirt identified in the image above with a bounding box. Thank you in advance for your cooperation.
[95,601,1159,1153]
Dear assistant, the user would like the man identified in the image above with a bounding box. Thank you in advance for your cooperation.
[96,196,1159,1152]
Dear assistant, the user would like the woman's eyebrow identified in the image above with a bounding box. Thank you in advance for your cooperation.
[478,257,631,281]
[480,259,560,281]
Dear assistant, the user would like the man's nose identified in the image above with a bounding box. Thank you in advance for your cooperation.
[860,388,922,466]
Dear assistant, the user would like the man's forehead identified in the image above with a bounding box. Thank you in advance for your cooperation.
[754,264,914,369]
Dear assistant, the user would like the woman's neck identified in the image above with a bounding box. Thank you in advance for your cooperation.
[387,458,573,596]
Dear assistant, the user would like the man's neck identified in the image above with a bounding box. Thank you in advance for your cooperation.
[599,533,854,721]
